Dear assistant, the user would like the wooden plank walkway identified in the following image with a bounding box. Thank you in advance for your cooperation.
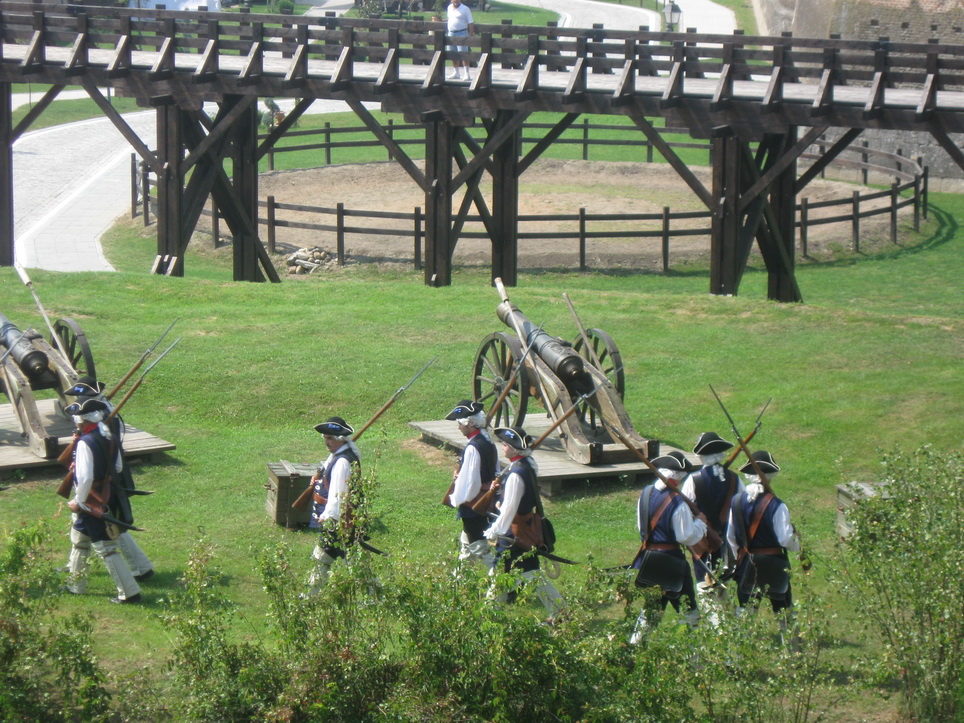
[0,399,175,473]
[410,417,698,496]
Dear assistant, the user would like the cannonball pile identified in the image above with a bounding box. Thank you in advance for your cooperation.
[286,247,336,274]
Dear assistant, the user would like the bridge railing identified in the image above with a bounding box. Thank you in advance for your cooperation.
[3,4,964,94]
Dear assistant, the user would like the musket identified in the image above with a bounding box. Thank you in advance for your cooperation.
[14,264,73,367]
[563,292,605,374]
[722,397,771,469]
[602,421,726,589]
[56,338,181,498]
[470,374,615,516]
[292,356,438,512]
[358,538,389,557]
[495,535,578,565]
[709,385,771,489]
[710,386,811,571]
[106,319,179,401]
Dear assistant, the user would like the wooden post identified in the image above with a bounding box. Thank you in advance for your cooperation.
[325,122,332,165]
[266,195,276,253]
[913,171,921,232]
[130,153,138,219]
[231,97,262,281]
[582,117,589,161]
[155,103,184,274]
[490,111,521,287]
[141,161,151,226]
[212,203,220,249]
[920,161,929,220]
[846,191,860,254]
[0,81,12,267]
[890,180,898,244]
[387,118,394,161]
[424,118,455,286]
[800,197,808,258]
[336,201,345,265]
[578,207,587,270]
[662,205,670,271]
[414,206,422,270]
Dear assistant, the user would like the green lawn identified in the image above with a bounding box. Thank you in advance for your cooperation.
[1,182,961,715]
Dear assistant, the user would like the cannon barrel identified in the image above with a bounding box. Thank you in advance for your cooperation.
[497,301,590,390]
[0,313,49,379]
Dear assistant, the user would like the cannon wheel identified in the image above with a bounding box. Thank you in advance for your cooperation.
[472,332,529,428]
[53,318,96,378]
[572,328,624,429]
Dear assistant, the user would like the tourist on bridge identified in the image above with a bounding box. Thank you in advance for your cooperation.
[446,0,475,81]
[444,400,500,570]
[306,416,361,594]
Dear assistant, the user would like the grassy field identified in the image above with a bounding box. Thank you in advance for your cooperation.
[1,179,961,717]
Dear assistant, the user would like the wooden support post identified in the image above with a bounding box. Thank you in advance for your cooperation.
[710,135,740,295]
[155,103,184,275]
[266,195,275,253]
[424,117,455,287]
[336,202,345,265]
[762,131,800,302]
[130,153,138,219]
[852,190,860,252]
[799,197,808,258]
[579,207,587,270]
[490,111,521,287]
[890,181,899,245]
[414,206,422,270]
[0,82,11,267]
[662,206,670,271]
[212,203,220,249]
[231,96,262,281]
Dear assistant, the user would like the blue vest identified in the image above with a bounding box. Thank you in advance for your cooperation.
[457,433,498,520]
[509,458,538,517]
[694,465,738,533]
[734,491,783,549]
[310,447,360,529]
[639,485,685,545]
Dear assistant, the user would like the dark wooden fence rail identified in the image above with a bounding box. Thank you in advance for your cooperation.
[4,2,964,99]
[133,128,926,270]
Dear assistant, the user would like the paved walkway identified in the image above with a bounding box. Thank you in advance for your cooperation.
[12,0,734,272]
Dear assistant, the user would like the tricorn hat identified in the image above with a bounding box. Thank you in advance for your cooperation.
[738,450,780,475]
[445,399,484,421]
[67,375,106,397]
[651,450,697,473]
[693,432,734,455]
[494,426,532,452]
[65,397,110,417]
[314,416,354,437]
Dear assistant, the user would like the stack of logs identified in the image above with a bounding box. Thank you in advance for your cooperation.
[285,247,336,274]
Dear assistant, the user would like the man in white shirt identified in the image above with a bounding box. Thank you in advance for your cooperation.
[446,0,475,80]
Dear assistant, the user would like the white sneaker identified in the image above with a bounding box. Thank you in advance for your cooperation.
[464,73,472,81]
[448,71,462,80]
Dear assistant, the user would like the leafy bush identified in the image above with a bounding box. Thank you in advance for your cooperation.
[840,446,964,721]
[0,522,111,721]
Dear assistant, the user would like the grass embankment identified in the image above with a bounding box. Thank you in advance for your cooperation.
[0,187,961,716]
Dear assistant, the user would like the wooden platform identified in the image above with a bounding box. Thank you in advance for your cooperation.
[0,399,176,474]
[410,418,698,496]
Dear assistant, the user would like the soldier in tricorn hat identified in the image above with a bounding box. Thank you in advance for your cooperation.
[681,432,745,622]
[306,416,361,594]
[629,450,707,643]
[725,451,801,643]
[444,399,500,570]
[65,376,156,584]
[483,426,565,622]
[63,396,142,603]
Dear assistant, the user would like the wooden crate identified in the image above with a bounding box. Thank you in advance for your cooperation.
[265,460,317,528]
[836,481,890,538]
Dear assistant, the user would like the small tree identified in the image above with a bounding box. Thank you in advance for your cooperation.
[840,446,964,721]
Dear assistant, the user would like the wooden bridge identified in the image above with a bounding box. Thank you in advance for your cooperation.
[2,4,964,301]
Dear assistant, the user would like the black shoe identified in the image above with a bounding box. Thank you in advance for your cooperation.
[134,569,155,582]
[109,593,142,604]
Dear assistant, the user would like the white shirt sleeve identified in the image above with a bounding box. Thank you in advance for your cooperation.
[726,509,739,558]
[772,503,800,552]
[449,444,481,508]
[671,501,707,547]
[73,440,95,512]
[680,473,697,503]
[484,470,523,540]
[319,455,352,522]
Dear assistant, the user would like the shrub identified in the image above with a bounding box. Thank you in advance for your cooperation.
[0,521,111,721]
[839,446,964,721]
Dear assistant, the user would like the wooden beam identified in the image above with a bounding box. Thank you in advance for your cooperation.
[628,109,713,209]
[347,99,428,192]
[518,112,579,175]
[710,63,732,112]
[375,45,399,94]
[192,21,219,84]
[64,14,89,76]
[181,95,257,172]
[794,127,862,193]
[451,110,528,190]
[738,125,825,212]
[106,21,131,78]
[10,83,64,142]
[467,52,492,99]
[79,76,162,175]
[930,128,964,174]
[516,52,539,101]
[256,96,314,161]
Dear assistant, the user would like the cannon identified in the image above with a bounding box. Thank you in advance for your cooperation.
[472,281,658,465]
[0,311,94,459]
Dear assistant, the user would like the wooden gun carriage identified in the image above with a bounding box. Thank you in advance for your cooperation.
[0,312,94,459]
[472,281,658,465]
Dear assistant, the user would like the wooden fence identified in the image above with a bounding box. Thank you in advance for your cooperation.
[132,123,927,271]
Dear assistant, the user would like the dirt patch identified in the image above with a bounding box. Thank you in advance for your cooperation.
[258,158,898,271]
